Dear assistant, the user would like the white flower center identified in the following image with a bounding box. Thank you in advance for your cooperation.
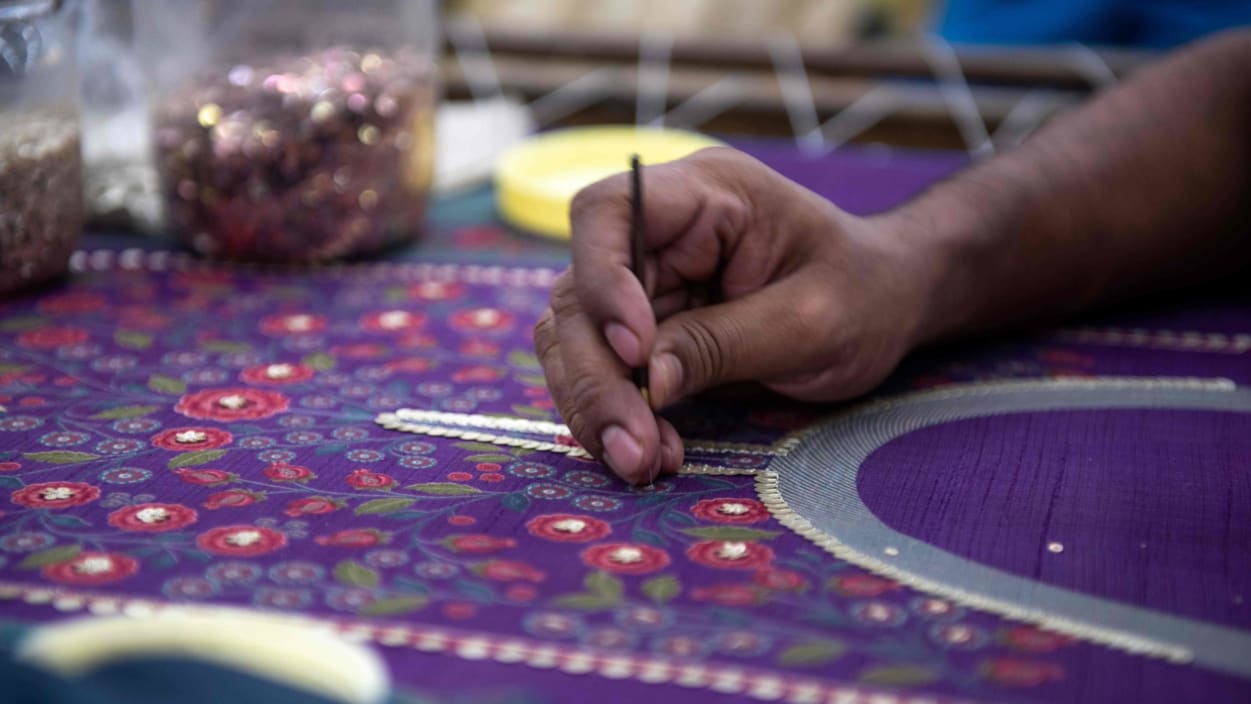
[41,486,75,500]
[217,394,249,409]
[227,530,262,546]
[551,519,586,533]
[716,542,749,560]
[135,507,169,523]
[76,556,113,574]
[923,599,952,615]
[609,547,643,564]
[717,502,751,516]
[286,315,314,331]
[175,430,208,444]
[265,363,294,379]
[865,604,891,620]
[470,309,500,326]
[946,626,972,643]
[378,311,411,329]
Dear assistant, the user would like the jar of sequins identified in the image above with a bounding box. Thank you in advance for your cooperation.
[0,0,83,297]
[135,0,438,262]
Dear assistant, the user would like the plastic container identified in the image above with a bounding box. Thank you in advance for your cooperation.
[0,0,83,297]
[134,0,438,262]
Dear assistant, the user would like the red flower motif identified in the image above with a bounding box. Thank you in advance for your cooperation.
[284,496,341,517]
[999,626,1074,653]
[263,463,315,483]
[451,366,502,383]
[686,540,773,570]
[458,340,498,357]
[980,658,1065,687]
[151,427,233,452]
[175,388,289,422]
[260,313,327,336]
[692,583,766,606]
[442,602,477,620]
[479,473,504,483]
[408,281,463,301]
[118,306,172,329]
[107,503,198,532]
[448,515,476,526]
[474,463,501,472]
[11,482,100,510]
[176,468,237,487]
[449,308,514,333]
[315,528,389,547]
[397,333,437,349]
[239,363,315,386]
[329,343,386,359]
[690,498,770,524]
[203,489,263,509]
[580,543,670,575]
[17,327,89,349]
[38,293,106,314]
[196,525,287,557]
[478,560,546,583]
[444,534,516,554]
[0,462,21,472]
[753,567,807,591]
[829,573,901,597]
[360,309,427,333]
[447,472,473,482]
[505,584,537,602]
[526,514,612,543]
[345,468,395,490]
[42,552,138,586]
[386,357,435,373]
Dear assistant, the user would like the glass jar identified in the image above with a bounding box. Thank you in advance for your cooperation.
[0,0,82,297]
[134,0,438,262]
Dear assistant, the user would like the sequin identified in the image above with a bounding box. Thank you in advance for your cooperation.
[1047,541,1064,554]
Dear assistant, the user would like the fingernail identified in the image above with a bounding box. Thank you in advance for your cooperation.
[600,425,643,479]
[651,353,683,405]
[604,322,642,366]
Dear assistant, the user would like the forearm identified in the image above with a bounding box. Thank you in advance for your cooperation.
[889,29,1251,345]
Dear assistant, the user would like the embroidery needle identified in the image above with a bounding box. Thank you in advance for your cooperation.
[629,154,655,488]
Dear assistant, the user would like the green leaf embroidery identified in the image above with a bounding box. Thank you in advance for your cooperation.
[585,571,623,599]
[148,375,187,394]
[0,363,31,374]
[507,349,541,369]
[510,404,551,420]
[355,498,416,516]
[551,594,620,611]
[454,442,506,453]
[515,374,548,387]
[777,640,846,667]
[406,482,481,496]
[0,316,46,332]
[334,560,379,588]
[360,595,428,616]
[23,451,100,465]
[167,449,226,469]
[19,544,81,569]
[200,340,252,353]
[641,575,681,603]
[858,664,939,687]
[115,330,153,350]
[302,352,336,371]
[680,526,781,542]
[463,453,513,463]
[91,405,159,420]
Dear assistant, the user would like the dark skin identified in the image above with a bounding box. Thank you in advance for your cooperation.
[534,29,1251,485]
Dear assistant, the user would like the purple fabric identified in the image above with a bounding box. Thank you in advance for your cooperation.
[858,409,1251,629]
[0,143,1247,703]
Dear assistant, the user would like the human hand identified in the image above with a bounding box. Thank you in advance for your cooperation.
[534,147,936,484]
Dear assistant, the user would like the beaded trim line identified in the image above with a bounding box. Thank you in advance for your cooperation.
[0,582,959,704]
[68,249,561,288]
[378,409,779,457]
[1055,327,1251,354]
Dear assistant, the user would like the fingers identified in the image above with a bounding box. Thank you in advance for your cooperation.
[647,272,833,409]
[537,273,662,485]
[568,148,751,369]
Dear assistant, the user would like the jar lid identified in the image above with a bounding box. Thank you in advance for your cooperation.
[494,126,722,241]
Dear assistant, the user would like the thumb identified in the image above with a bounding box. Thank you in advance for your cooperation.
[646,275,832,408]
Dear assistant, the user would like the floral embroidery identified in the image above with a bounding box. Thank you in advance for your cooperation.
[175,468,238,486]
[580,543,670,575]
[527,514,611,543]
[263,463,315,483]
[203,490,264,509]
[316,529,389,547]
[196,525,287,556]
[176,388,290,421]
[151,427,232,451]
[42,552,138,585]
[686,540,773,570]
[10,482,101,510]
[690,498,769,524]
[17,327,90,348]
[107,503,198,532]
[345,468,395,490]
[240,363,315,385]
[284,496,341,516]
